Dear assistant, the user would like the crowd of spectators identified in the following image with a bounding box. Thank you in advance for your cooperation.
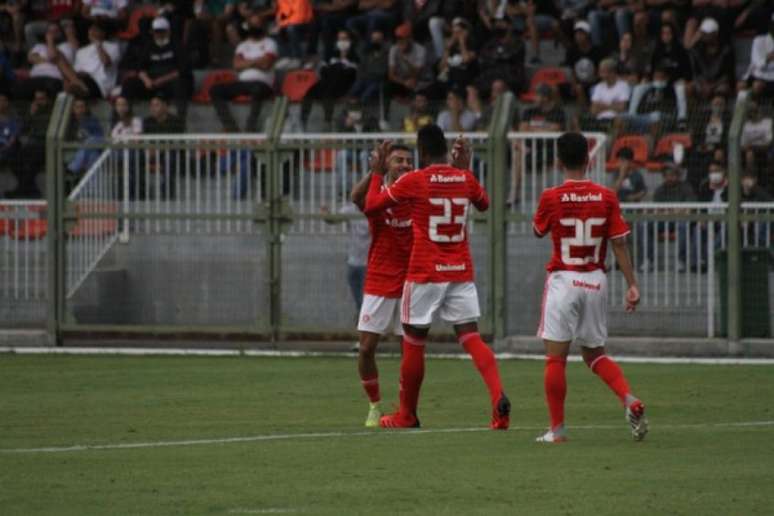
[0,1,773,200]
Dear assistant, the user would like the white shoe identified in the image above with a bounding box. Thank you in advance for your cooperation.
[535,425,567,443]
[626,400,649,441]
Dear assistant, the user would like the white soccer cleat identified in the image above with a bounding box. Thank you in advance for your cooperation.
[535,426,567,443]
[364,403,383,428]
[626,400,649,441]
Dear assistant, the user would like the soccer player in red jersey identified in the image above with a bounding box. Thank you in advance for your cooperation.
[364,124,510,430]
[349,144,414,427]
[532,132,648,442]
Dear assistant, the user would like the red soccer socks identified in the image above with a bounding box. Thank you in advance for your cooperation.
[398,334,425,418]
[588,355,631,405]
[544,355,567,431]
[459,332,505,406]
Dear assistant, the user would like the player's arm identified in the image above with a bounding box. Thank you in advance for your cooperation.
[611,237,640,312]
[532,192,551,238]
[364,172,399,215]
[350,172,372,210]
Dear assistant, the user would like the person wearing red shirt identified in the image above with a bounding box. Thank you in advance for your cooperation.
[349,143,414,427]
[532,132,647,443]
[364,125,510,430]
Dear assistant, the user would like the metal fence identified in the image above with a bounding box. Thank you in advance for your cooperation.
[0,201,48,302]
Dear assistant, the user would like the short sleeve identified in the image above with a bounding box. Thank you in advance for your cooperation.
[608,194,630,239]
[532,191,553,237]
[386,172,420,203]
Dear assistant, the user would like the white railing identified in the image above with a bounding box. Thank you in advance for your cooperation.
[741,202,774,248]
[0,200,48,301]
[66,149,122,298]
[117,134,268,235]
[279,132,490,234]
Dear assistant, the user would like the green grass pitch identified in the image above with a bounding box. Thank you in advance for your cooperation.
[1,354,773,515]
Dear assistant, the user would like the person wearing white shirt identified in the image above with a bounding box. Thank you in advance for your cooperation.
[15,22,78,99]
[747,13,774,97]
[60,23,121,98]
[590,58,631,120]
[110,96,143,139]
[81,0,130,36]
[211,14,277,132]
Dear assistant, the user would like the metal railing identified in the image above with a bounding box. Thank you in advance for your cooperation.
[0,201,48,301]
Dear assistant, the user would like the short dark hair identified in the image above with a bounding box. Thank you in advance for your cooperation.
[557,132,588,170]
[389,143,412,155]
[417,124,447,161]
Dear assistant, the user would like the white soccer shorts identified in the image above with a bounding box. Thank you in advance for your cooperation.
[357,294,404,335]
[401,281,480,327]
[537,269,608,348]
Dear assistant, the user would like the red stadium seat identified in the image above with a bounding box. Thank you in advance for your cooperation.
[0,206,9,236]
[192,70,250,104]
[606,135,649,171]
[117,4,159,40]
[10,219,47,240]
[281,70,318,102]
[519,67,569,103]
[646,133,692,171]
[69,202,119,237]
[305,149,336,172]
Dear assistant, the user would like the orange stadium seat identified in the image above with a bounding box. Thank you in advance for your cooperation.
[520,67,569,103]
[10,219,47,240]
[117,4,159,40]
[68,202,119,237]
[193,70,251,104]
[606,135,649,171]
[0,206,9,236]
[646,133,692,171]
[305,148,336,172]
[281,70,318,102]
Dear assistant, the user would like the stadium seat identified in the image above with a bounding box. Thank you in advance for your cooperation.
[10,219,47,240]
[519,67,569,102]
[646,133,693,171]
[192,70,250,104]
[304,148,336,172]
[0,206,9,236]
[69,202,119,237]
[117,4,159,40]
[281,70,318,103]
[606,135,649,171]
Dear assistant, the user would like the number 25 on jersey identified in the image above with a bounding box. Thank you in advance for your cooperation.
[559,218,605,265]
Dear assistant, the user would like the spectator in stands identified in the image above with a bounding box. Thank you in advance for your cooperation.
[696,159,728,201]
[14,88,51,197]
[65,98,104,181]
[402,91,433,133]
[627,63,683,137]
[346,0,398,42]
[14,21,78,100]
[688,93,728,188]
[638,163,695,273]
[437,17,478,92]
[735,1,774,37]
[586,57,631,130]
[211,14,276,132]
[60,22,121,99]
[588,0,633,52]
[301,29,358,131]
[740,100,773,181]
[190,0,238,66]
[121,17,190,122]
[110,95,142,138]
[466,79,507,130]
[564,20,604,105]
[79,0,130,37]
[745,13,774,99]
[689,18,734,100]
[477,16,526,95]
[649,22,690,126]
[741,169,773,202]
[427,0,477,63]
[144,94,183,134]
[384,23,430,118]
[335,98,378,132]
[436,87,476,132]
[348,29,388,112]
[611,147,647,202]
[225,2,274,49]
[683,0,733,50]
[0,91,20,197]
[522,0,562,66]
[401,0,443,55]
[0,0,25,56]
[313,0,357,58]
[143,94,182,198]
[24,0,80,50]
[275,0,314,68]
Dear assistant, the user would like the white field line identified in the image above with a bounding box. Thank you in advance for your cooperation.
[2,421,773,455]
[2,347,774,365]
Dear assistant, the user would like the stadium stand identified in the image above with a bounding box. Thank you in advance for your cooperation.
[0,0,772,201]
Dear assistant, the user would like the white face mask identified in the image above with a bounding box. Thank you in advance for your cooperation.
[709,171,723,184]
[155,37,170,47]
[653,80,667,89]
[742,178,755,190]
[336,40,351,52]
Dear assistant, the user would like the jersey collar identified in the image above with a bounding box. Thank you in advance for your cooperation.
[563,178,591,184]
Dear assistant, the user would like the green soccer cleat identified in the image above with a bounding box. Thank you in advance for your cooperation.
[364,402,383,428]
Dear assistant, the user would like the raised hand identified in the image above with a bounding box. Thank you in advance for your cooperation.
[369,140,392,174]
[451,135,472,170]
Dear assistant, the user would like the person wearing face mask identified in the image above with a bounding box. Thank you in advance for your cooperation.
[301,29,358,130]
[625,63,680,139]
[477,16,526,95]
[121,17,190,123]
[437,17,478,91]
[697,160,728,203]
[563,20,604,105]
[211,15,278,133]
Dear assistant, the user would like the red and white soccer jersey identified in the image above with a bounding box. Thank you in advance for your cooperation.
[533,179,630,346]
[365,164,489,326]
[357,188,413,335]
